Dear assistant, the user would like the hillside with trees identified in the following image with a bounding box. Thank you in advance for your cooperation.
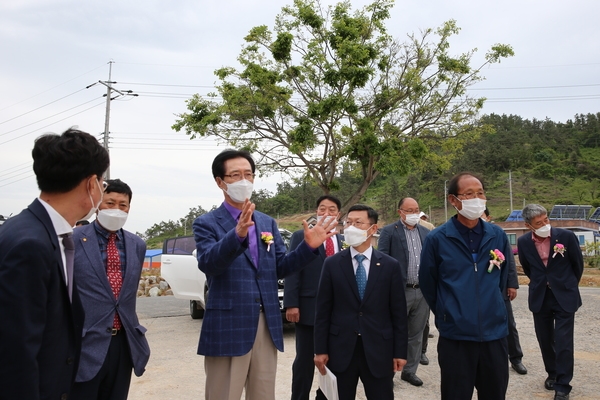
[141,112,600,248]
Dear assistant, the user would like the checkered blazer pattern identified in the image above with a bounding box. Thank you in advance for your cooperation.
[194,204,318,356]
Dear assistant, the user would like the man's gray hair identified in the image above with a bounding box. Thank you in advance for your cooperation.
[522,204,548,224]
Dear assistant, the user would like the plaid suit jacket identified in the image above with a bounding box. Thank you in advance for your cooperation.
[194,204,317,356]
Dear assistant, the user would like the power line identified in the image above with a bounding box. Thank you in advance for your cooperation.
[0,64,106,113]
[0,100,106,146]
[0,88,88,126]
[0,97,104,138]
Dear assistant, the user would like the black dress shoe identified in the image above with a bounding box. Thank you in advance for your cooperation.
[511,362,527,375]
[544,376,556,390]
[401,372,423,387]
[420,353,429,365]
[554,391,569,400]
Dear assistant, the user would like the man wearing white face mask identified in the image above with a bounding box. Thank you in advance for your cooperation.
[0,128,109,400]
[71,179,150,400]
[378,197,430,387]
[518,204,583,400]
[420,173,514,400]
[314,204,408,400]
[195,149,337,400]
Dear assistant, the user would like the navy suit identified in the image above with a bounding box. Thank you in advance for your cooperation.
[283,230,342,400]
[314,248,408,399]
[194,204,317,357]
[0,199,84,400]
[72,222,150,392]
[378,221,430,375]
[518,228,583,394]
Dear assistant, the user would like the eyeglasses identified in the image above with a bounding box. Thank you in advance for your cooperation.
[455,191,486,200]
[223,172,256,181]
[343,220,371,228]
[399,209,420,214]
[102,181,108,190]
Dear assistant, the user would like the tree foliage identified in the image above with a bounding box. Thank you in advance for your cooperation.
[173,0,513,213]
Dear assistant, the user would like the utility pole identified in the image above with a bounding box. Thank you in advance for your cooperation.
[508,170,514,213]
[86,61,137,180]
[102,61,113,179]
[444,180,449,222]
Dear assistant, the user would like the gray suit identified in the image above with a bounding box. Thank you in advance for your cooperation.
[73,222,150,383]
[378,221,430,374]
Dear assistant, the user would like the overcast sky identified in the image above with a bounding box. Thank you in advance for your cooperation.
[1,0,599,235]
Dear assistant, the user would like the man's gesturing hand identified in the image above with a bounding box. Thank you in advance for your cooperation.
[235,199,255,239]
[303,216,338,249]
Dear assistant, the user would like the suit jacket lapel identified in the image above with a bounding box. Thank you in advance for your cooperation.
[341,251,361,302]
[523,232,545,267]
[362,250,382,303]
[29,199,68,285]
[79,227,113,295]
[122,232,137,289]
[395,225,410,266]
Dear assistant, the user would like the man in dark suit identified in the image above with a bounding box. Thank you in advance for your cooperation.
[314,204,408,400]
[284,195,343,400]
[378,197,430,387]
[71,179,151,399]
[194,149,338,400]
[518,204,583,400]
[0,128,109,400]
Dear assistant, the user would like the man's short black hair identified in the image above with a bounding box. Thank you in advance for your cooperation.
[447,172,485,196]
[211,149,256,179]
[347,204,378,224]
[105,179,133,203]
[32,128,109,193]
[316,195,341,211]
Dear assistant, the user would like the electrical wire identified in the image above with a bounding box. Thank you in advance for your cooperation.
[0,100,106,146]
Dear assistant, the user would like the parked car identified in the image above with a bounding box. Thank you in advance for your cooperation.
[161,228,292,319]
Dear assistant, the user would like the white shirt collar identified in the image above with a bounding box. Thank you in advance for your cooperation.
[350,245,373,260]
[38,198,73,236]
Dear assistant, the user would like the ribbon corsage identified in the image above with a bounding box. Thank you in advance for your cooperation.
[488,249,505,273]
[553,243,565,258]
[261,232,274,252]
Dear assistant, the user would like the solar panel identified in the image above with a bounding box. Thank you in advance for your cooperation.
[589,207,600,223]
[549,205,592,220]
[506,210,523,221]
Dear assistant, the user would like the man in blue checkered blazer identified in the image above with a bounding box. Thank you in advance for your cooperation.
[193,149,338,400]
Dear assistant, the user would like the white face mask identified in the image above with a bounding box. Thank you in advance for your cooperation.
[403,213,421,227]
[344,225,371,247]
[455,197,487,221]
[81,179,103,221]
[533,223,551,238]
[223,179,253,203]
[97,208,129,232]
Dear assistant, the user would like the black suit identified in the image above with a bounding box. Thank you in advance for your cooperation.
[0,199,84,400]
[518,228,583,394]
[314,248,407,400]
[284,230,342,400]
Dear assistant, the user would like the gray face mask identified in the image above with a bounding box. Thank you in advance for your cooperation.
[224,179,253,203]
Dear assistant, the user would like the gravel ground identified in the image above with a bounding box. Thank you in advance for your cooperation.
[129,287,600,400]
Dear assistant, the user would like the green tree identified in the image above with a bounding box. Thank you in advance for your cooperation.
[173,0,513,214]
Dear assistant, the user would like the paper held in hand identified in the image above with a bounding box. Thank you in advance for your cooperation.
[318,366,339,400]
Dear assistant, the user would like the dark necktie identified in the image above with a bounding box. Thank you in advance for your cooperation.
[107,233,123,329]
[355,254,367,300]
[61,234,74,302]
[325,237,335,257]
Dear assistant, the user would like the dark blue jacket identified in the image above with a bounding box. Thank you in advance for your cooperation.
[419,218,511,342]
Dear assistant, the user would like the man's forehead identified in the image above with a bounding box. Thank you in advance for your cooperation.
[347,210,368,219]
[457,175,482,190]
[104,192,130,202]
[224,157,252,170]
